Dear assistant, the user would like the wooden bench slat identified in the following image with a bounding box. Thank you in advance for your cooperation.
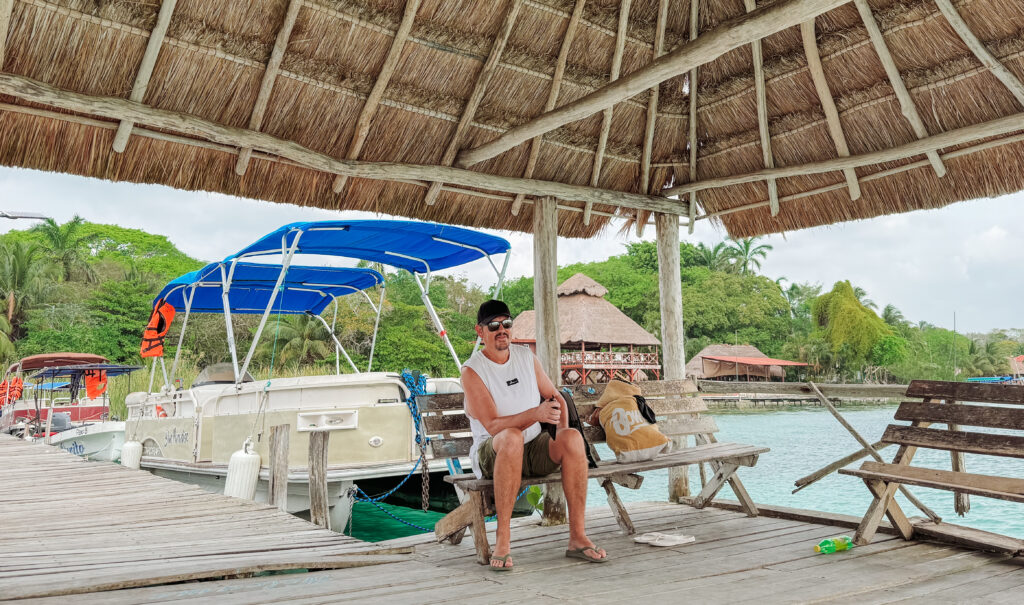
[417,393,465,411]
[906,380,1024,405]
[422,413,470,433]
[881,425,1024,459]
[443,442,768,490]
[895,401,1024,431]
[839,461,1024,503]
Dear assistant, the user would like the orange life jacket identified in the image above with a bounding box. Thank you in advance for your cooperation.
[0,377,23,406]
[84,369,108,399]
[141,299,176,358]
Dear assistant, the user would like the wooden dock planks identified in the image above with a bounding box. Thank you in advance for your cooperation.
[0,435,408,599]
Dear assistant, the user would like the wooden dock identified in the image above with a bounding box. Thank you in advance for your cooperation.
[3,435,1022,603]
[0,435,408,599]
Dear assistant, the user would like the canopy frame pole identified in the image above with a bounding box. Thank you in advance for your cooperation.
[159,357,170,391]
[307,311,360,374]
[331,299,340,375]
[148,358,158,393]
[168,285,196,387]
[412,271,461,368]
[238,233,304,383]
[367,283,386,372]
[219,264,241,383]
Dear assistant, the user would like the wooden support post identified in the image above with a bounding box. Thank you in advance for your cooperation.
[808,382,940,522]
[333,0,421,193]
[938,397,970,515]
[601,478,635,534]
[800,19,861,200]
[423,0,522,206]
[533,195,566,525]
[585,0,632,225]
[268,424,290,511]
[0,0,14,69]
[656,211,689,500]
[743,0,779,216]
[511,0,586,217]
[853,0,945,178]
[308,430,330,530]
[686,0,700,233]
[112,0,177,153]
[236,0,302,175]
[456,0,849,167]
[793,440,892,493]
[934,0,1024,107]
[637,0,669,235]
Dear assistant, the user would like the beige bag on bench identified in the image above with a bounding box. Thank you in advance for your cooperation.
[594,379,670,463]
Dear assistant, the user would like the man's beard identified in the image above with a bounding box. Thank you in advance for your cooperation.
[493,337,509,351]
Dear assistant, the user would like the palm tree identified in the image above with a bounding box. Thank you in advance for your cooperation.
[853,286,878,311]
[694,242,734,272]
[32,215,98,283]
[257,313,334,368]
[0,242,57,335]
[725,237,772,275]
[881,304,905,327]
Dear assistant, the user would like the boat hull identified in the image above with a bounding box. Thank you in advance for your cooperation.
[35,421,125,462]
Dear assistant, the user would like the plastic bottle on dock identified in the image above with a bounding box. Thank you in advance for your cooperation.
[814,536,854,553]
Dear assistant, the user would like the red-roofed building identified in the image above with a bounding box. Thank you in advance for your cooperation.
[685,344,807,382]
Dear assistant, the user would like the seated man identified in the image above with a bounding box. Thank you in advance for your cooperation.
[461,300,608,571]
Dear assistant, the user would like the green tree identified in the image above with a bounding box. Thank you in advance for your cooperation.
[881,304,906,327]
[812,281,893,371]
[852,286,877,311]
[682,269,790,357]
[694,242,734,272]
[257,313,334,368]
[0,242,57,335]
[88,279,160,363]
[726,237,773,275]
[32,215,98,283]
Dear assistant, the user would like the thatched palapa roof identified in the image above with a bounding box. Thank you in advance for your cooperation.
[511,273,660,346]
[1,0,1023,238]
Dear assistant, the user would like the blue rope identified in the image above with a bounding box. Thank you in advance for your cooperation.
[357,498,434,533]
[400,370,429,448]
[484,487,530,522]
[353,456,423,503]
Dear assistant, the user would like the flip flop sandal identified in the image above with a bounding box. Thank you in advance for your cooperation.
[565,545,608,563]
[649,534,696,547]
[489,553,513,571]
[633,532,667,544]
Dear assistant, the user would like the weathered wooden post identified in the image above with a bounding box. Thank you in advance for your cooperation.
[534,196,567,525]
[308,430,330,529]
[656,212,689,501]
[268,424,290,512]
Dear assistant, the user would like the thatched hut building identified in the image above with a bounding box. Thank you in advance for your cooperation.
[510,273,660,384]
[686,343,806,381]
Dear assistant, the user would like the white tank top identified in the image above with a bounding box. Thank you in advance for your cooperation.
[462,344,542,478]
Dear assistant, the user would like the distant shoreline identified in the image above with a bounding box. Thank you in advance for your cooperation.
[704,396,899,413]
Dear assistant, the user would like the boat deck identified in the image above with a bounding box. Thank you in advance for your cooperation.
[3,434,1022,603]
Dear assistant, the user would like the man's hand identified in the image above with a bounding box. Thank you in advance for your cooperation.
[536,398,561,424]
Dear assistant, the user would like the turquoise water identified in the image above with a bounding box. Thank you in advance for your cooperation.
[587,405,1024,539]
[353,405,1023,541]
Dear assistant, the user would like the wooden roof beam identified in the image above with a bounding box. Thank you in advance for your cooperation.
[744,0,779,217]
[511,0,586,217]
[686,0,700,234]
[934,0,1024,107]
[584,0,631,225]
[854,0,945,178]
[235,0,302,176]
[455,0,849,168]
[800,19,861,201]
[636,0,669,237]
[0,72,685,216]
[111,0,177,153]
[423,0,522,207]
[0,0,13,69]
[332,0,421,193]
[662,109,1024,197]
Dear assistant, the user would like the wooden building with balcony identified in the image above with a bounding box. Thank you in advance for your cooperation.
[510,273,660,385]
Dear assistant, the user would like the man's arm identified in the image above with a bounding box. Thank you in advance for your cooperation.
[462,367,549,435]
[533,356,569,430]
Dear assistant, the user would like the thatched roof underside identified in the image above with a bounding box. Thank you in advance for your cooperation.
[1,0,1023,238]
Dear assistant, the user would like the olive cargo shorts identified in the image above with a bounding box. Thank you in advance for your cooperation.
[477,431,560,479]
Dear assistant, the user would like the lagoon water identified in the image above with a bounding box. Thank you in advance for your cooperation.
[587,405,1024,539]
[350,405,1023,542]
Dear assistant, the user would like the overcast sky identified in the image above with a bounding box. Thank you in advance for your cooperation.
[1,165,1020,334]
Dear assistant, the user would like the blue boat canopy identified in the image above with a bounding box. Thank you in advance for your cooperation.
[156,262,385,315]
[30,364,143,382]
[228,220,511,274]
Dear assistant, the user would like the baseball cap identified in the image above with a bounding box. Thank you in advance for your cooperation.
[477,299,512,325]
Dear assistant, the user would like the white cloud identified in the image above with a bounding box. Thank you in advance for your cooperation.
[2,166,1022,334]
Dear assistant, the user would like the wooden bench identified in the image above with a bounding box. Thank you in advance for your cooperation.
[840,380,1024,546]
[419,379,769,564]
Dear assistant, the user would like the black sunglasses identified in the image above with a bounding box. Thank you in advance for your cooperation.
[484,319,514,332]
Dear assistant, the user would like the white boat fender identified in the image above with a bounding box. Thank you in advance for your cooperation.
[224,438,261,501]
[121,440,143,469]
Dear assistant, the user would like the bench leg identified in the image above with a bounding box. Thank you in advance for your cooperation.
[864,479,915,541]
[601,478,635,535]
[434,490,491,564]
[691,463,739,509]
[726,474,758,517]
[854,478,914,545]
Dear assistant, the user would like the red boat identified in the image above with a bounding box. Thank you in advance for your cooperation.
[0,353,110,431]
